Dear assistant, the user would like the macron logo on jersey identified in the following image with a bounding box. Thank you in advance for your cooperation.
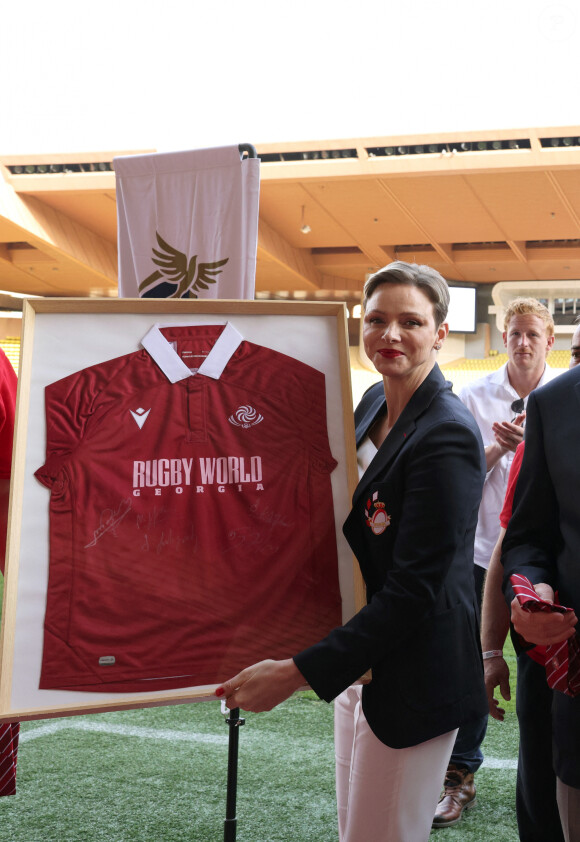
[130,407,151,429]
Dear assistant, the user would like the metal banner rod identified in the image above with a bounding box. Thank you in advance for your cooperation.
[238,143,257,159]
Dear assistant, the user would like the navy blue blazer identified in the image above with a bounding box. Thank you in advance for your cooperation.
[295,365,488,749]
[502,365,580,787]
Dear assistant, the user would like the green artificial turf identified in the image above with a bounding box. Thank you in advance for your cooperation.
[0,697,338,842]
[1,573,523,841]
[0,683,521,842]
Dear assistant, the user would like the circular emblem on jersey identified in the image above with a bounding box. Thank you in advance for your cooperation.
[228,405,264,428]
[365,492,391,535]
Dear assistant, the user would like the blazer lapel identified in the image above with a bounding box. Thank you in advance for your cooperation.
[352,365,448,506]
[355,384,386,447]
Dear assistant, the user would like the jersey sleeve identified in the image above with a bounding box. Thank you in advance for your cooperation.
[34,355,131,488]
[288,363,337,474]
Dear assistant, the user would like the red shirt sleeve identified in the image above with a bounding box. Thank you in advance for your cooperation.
[0,349,17,480]
[0,349,16,576]
[499,441,525,528]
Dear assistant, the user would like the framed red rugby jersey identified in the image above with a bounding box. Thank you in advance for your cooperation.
[34,322,343,693]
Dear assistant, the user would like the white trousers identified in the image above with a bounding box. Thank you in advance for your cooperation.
[334,686,457,842]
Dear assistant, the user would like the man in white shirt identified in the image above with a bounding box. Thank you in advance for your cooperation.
[433,298,556,828]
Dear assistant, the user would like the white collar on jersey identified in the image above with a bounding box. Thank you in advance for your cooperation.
[141,322,244,384]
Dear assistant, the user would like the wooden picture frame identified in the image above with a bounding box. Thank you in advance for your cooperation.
[0,298,363,721]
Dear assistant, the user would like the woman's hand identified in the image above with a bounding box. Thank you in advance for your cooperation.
[216,658,307,712]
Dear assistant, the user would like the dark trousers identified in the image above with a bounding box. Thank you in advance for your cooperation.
[515,652,564,842]
[448,564,488,773]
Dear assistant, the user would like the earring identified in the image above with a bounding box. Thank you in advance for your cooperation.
[434,343,441,350]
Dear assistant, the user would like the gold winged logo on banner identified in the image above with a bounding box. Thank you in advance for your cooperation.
[139,232,229,299]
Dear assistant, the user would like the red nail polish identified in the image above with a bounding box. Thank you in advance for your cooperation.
[215,687,224,697]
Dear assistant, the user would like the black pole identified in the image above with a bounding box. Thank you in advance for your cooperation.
[238,143,257,159]
[224,707,245,842]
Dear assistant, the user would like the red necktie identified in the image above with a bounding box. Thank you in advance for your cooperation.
[510,574,580,698]
[0,722,19,797]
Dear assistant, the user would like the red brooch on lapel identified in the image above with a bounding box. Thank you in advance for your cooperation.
[365,491,392,535]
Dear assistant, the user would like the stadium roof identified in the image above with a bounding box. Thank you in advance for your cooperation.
[2,125,580,300]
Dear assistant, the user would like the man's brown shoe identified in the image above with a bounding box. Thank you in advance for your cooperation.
[432,763,476,828]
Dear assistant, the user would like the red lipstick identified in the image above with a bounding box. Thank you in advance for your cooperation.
[379,349,403,358]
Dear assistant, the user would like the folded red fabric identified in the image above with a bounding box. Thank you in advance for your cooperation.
[510,573,580,697]
[0,722,19,797]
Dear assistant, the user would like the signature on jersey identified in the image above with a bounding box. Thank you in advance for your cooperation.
[84,499,133,548]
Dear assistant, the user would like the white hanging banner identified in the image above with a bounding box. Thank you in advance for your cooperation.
[113,146,260,300]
